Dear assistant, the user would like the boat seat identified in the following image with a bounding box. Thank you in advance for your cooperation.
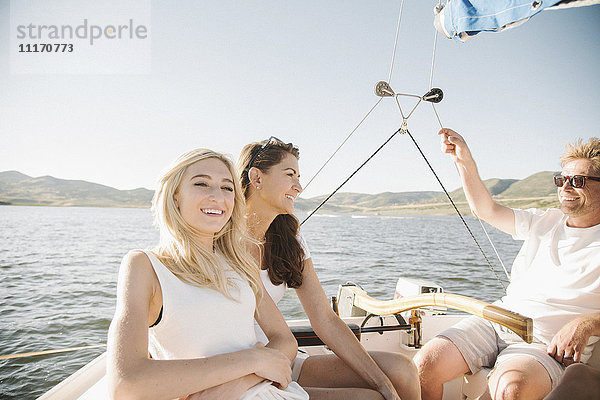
[456,337,600,399]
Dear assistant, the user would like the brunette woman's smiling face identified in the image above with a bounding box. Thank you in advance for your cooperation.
[175,157,235,237]
[259,152,302,215]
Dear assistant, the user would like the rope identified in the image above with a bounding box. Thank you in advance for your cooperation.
[425,1,509,288]
[404,129,507,292]
[475,215,511,281]
[303,0,509,291]
[301,126,403,225]
[0,344,106,360]
[302,0,405,192]
[388,0,406,83]
[429,4,441,89]
[302,98,383,191]
[431,104,443,128]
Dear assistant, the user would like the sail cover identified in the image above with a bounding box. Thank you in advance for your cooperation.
[435,0,600,42]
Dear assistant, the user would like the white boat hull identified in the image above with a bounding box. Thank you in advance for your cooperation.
[38,314,485,400]
[39,279,600,400]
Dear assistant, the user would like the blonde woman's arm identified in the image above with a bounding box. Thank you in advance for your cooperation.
[107,251,292,400]
[255,280,298,361]
[296,258,400,400]
[186,279,298,400]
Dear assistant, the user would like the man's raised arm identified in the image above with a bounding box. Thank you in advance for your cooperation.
[439,128,516,235]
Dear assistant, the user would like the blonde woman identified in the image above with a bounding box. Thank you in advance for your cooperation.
[238,138,421,400]
[107,149,308,400]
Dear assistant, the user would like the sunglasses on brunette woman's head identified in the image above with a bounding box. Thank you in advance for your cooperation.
[553,174,600,188]
[247,136,297,169]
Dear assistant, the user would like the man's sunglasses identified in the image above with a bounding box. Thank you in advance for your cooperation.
[248,136,296,169]
[553,174,600,188]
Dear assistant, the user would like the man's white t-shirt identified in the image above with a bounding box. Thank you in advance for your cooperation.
[499,208,600,361]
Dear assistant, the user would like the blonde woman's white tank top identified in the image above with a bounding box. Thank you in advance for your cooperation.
[144,250,257,360]
[143,251,309,400]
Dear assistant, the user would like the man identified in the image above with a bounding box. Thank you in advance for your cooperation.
[415,130,600,399]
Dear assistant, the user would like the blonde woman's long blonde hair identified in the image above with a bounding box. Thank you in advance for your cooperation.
[151,148,261,300]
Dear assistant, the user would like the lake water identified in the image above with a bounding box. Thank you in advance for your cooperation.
[0,206,523,399]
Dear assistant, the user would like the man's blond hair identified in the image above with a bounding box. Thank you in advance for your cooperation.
[560,137,600,176]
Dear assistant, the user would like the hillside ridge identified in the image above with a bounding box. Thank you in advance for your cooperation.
[0,170,560,213]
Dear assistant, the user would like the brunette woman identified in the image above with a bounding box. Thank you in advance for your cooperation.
[238,138,420,400]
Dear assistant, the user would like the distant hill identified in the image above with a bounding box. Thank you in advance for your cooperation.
[294,191,441,212]
[425,178,519,204]
[295,171,560,215]
[0,170,560,213]
[0,171,153,207]
[497,171,558,198]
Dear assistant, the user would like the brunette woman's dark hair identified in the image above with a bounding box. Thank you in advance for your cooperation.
[238,138,305,288]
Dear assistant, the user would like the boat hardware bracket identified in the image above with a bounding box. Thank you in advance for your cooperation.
[400,119,408,134]
[360,313,386,335]
[422,87,444,103]
[374,81,444,134]
[375,81,395,97]
[409,309,423,348]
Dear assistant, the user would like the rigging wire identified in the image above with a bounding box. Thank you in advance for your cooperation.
[388,0,406,83]
[429,2,441,89]
[302,0,509,290]
[475,216,511,280]
[431,103,443,128]
[426,0,510,286]
[302,0,405,192]
[404,130,508,292]
[302,98,383,191]
[303,0,404,192]
[300,126,403,226]
[431,106,510,283]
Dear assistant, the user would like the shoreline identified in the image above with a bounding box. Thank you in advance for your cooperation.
[2,196,559,216]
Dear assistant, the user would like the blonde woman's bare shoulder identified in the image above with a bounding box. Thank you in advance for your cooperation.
[123,249,151,261]
[118,250,158,284]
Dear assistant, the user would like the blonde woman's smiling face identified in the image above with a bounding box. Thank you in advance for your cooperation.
[175,157,235,236]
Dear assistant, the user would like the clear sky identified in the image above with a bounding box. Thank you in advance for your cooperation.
[1,1,599,198]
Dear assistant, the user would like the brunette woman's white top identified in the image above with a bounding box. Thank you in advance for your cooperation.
[144,250,257,360]
[255,234,311,344]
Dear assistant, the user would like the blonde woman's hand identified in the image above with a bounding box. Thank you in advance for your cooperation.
[182,379,248,400]
[378,385,401,400]
[250,342,292,389]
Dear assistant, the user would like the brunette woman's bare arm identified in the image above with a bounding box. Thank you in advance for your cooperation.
[296,258,400,400]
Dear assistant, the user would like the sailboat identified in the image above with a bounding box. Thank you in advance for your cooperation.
[30,1,600,398]
[36,277,600,399]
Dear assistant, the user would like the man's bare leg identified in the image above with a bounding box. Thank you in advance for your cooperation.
[414,337,470,400]
[485,356,551,400]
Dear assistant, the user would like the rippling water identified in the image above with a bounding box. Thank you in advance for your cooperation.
[0,206,522,399]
